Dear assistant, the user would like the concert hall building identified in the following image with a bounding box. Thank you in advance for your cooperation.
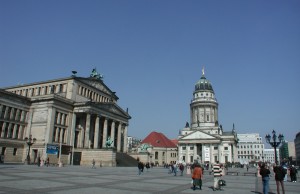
[0,69,131,166]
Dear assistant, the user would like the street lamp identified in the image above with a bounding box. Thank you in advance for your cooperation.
[265,130,284,165]
[24,135,36,165]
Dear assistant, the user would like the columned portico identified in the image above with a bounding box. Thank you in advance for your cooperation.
[71,112,128,153]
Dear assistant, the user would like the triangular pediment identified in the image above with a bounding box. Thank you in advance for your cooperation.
[181,131,217,140]
[97,103,131,119]
[77,78,112,94]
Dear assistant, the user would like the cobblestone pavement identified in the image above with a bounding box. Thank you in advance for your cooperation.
[0,165,299,194]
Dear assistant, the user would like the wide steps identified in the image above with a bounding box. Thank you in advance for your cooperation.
[116,152,138,167]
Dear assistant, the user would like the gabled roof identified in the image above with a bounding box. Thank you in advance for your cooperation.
[141,131,177,148]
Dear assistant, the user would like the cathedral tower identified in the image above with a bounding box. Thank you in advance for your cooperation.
[190,68,218,129]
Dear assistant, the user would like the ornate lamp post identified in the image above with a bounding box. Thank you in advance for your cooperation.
[24,135,36,165]
[265,130,284,165]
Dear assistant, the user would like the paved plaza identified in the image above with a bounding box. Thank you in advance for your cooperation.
[0,164,299,194]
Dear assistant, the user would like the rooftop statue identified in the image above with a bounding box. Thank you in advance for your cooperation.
[140,143,150,152]
[90,68,103,80]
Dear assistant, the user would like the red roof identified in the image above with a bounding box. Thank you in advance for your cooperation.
[141,131,177,148]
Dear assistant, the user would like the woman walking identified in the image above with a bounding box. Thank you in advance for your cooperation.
[192,163,203,190]
[259,163,270,194]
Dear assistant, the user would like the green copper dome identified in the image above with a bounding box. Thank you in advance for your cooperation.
[195,75,214,92]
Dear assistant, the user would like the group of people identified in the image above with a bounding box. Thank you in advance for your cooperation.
[137,161,151,175]
[166,162,185,176]
[260,162,298,194]
[191,160,223,191]
[164,161,224,191]
[36,157,50,167]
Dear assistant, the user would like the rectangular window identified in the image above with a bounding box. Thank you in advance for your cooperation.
[182,146,186,150]
[214,146,218,150]
[190,146,194,150]
[155,152,158,159]
[224,147,228,150]
[13,148,17,156]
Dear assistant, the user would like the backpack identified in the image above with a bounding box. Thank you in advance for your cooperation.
[218,179,226,186]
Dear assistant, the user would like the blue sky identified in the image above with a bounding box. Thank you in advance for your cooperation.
[1,0,300,144]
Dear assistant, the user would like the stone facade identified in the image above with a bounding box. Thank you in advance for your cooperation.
[178,69,238,165]
[0,70,130,166]
[236,133,265,164]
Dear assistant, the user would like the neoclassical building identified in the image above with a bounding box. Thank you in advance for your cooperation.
[178,69,238,164]
[0,69,130,166]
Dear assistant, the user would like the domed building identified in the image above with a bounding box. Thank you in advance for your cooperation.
[178,68,238,165]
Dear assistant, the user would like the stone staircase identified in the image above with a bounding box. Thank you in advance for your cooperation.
[116,152,138,167]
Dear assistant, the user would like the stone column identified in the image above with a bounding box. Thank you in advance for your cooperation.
[57,113,61,125]
[3,106,9,119]
[45,107,55,143]
[10,108,15,120]
[1,122,6,138]
[102,118,108,148]
[218,143,223,163]
[122,125,128,153]
[18,125,24,139]
[20,110,26,122]
[110,120,115,147]
[7,123,12,138]
[185,145,190,163]
[61,114,65,125]
[94,116,100,149]
[194,144,197,161]
[80,127,84,148]
[15,109,20,121]
[59,129,63,143]
[0,105,3,118]
[117,122,122,152]
[210,144,214,163]
[12,124,17,139]
[201,144,205,163]
[84,113,91,148]
[55,128,59,142]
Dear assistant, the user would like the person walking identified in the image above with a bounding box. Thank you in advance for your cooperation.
[192,163,203,190]
[173,163,177,176]
[179,163,184,176]
[213,161,222,191]
[91,159,96,169]
[289,165,297,182]
[46,157,50,167]
[274,164,286,194]
[259,163,270,194]
[138,161,143,175]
